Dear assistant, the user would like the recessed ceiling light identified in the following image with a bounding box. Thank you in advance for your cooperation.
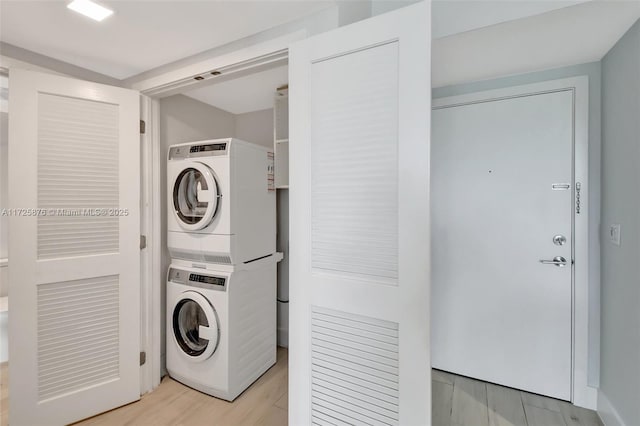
[67,0,113,22]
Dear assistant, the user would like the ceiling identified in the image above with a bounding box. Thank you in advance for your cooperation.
[432,0,640,87]
[183,0,640,112]
[0,0,333,79]
[431,0,591,38]
[0,0,597,82]
[183,64,288,114]
[2,0,639,111]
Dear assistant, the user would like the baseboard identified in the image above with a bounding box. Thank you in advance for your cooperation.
[574,385,599,410]
[277,327,289,348]
[598,389,627,426]
[277,300,289,348]
[160,354,167,378]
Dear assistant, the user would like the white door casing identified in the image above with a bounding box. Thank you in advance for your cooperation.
[431,83,587,402]
[8,69,140,425]
[289,3,431,425]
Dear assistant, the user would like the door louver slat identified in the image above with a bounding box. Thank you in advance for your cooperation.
[310,42,399,285]
[37,93,119,259]
[311,306,399,425]
[37,275,120,402]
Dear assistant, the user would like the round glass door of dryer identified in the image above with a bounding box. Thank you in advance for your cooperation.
[172,163,219,231]
[172,291,220,361]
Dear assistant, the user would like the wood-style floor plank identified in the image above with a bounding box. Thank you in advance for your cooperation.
[1,353,604,426]
[194,357,287,426]
[524,404,567,426]
[558,401,603,426]
[486,382,527,426]
[274,391,288,411]
[433,369,456,386]
[451,375,489,426]
[76,348,288,426]
[432,380,454,426]
[521,391,562,412]
[254,406,287,426]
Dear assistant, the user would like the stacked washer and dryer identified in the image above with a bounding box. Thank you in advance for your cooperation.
[166,138,279,401]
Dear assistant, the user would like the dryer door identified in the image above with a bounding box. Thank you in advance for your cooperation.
[172,290,220,362]
[172,162,219,231]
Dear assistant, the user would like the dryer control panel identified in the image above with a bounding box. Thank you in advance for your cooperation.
[169,268,226,291]
[169,142,228,160]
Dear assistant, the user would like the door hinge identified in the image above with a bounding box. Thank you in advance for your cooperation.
[140,119,146,134]
[140,235,147,250]
[140,351,146,366]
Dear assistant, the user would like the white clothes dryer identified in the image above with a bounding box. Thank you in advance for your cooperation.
[166,258,277,401]
[167,138,276,265]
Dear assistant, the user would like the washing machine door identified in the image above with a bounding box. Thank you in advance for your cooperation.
[172,290,220,361]
[172,162,219,231]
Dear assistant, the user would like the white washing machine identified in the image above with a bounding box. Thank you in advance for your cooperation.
[166,258,277,401]
[167,138,276,265]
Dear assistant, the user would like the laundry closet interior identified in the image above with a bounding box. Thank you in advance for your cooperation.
[158,63,291,383]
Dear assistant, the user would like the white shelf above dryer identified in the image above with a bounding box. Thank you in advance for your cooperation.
[274,86,289,189]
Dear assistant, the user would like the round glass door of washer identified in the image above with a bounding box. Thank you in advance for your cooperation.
[172,163,219,231]
[172,291,219,361]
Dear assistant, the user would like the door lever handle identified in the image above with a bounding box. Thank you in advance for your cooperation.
[539,256,567,267]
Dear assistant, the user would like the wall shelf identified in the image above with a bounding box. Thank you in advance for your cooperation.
[274,88,289,189]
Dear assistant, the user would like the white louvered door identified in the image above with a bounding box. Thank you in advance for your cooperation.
[289,3,431,425]
[8,69,140,425]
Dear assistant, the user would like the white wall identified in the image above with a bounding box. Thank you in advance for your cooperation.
[599,19,640,426]
[275,189,289,347]
[0,105,7,364]
[234,108,273,149]
[1,44,121,86]
[0,111,7,298]
[433,61,603,388]
[371,0,419,17]
[0,111,7,262]
[159,94,236,372]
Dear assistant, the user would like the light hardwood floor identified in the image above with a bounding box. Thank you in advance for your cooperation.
[0,351,602,426]
[432,369,602,426]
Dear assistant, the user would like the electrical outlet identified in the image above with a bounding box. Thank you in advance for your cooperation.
[609,224,621,246]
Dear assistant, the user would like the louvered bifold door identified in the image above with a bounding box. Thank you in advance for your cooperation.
[289,3,431,425]
[8,69,140,425]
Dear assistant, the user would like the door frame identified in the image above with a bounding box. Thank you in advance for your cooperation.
[139,95,162,394]
[432,76,596,409]
[134,24,310,395]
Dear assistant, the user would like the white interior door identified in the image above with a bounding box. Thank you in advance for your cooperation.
[8,69,140,425]
[289,3,431,425]
[431,90,574,400]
